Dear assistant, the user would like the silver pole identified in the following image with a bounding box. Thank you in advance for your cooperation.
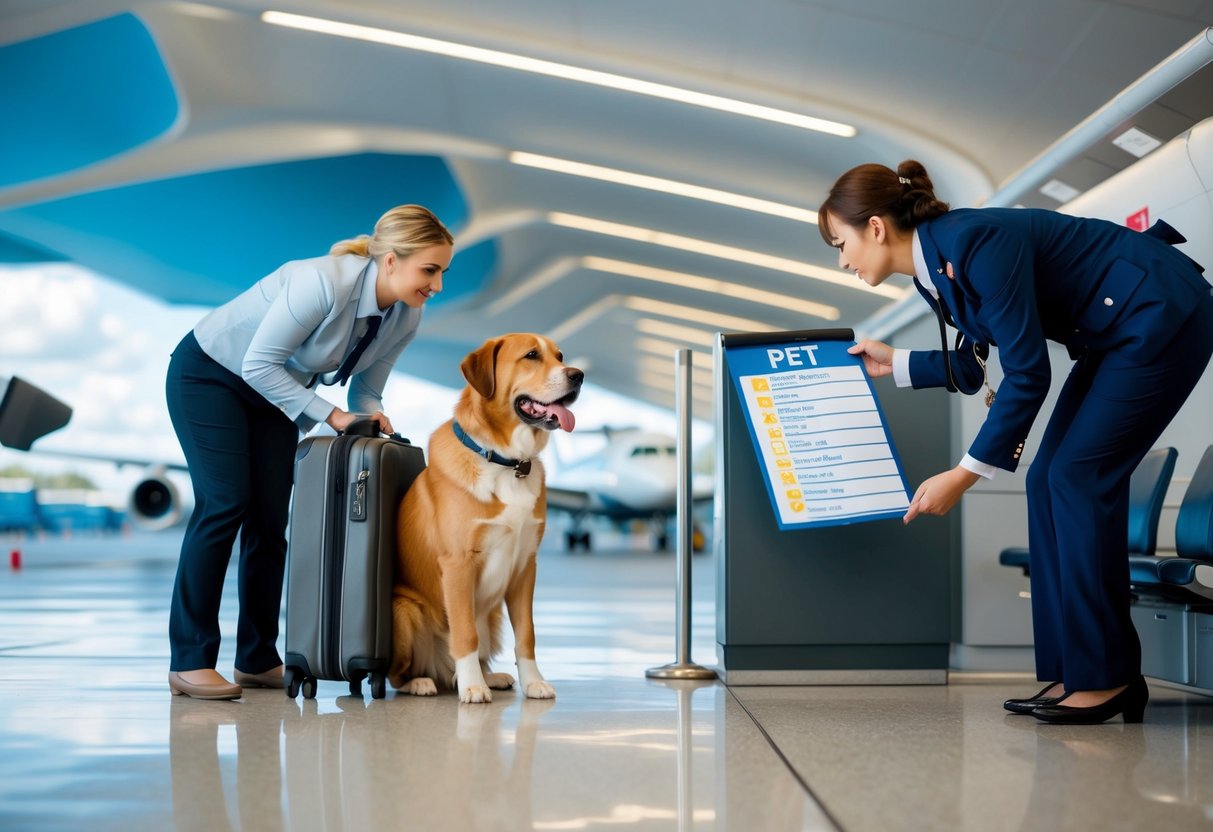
[647,349,716,680]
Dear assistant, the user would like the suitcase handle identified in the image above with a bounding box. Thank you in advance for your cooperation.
[341,416,411,445]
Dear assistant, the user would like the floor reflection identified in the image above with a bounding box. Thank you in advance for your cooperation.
[8,539,1213,831]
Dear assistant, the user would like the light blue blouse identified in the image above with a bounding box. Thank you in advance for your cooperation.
[192,254,421,432]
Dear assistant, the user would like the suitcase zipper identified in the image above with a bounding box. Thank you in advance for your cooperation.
[323,436,354,679]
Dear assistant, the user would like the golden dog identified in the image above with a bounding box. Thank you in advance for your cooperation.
[389,333,583,703]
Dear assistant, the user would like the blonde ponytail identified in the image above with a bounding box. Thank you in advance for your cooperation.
[329,234,373,257]
[329,205,453,259]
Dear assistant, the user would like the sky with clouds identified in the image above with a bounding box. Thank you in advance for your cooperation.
[1,262,702,502]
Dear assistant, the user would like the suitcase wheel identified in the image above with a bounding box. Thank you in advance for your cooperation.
[370,673,386,700]
[348,677,362,698]
[284,667,300,699]
[301,677,318,700]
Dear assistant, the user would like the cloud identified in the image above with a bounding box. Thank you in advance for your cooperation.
[0,265,103,359]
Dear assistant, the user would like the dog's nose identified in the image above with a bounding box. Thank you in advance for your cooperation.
[566,368,584,386]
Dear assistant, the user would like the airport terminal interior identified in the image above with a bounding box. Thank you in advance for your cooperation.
[1,527,1212,831]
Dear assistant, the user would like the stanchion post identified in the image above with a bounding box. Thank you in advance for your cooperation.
[646,349,716,681]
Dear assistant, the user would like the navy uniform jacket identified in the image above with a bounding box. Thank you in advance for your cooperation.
[908,207,1210,472]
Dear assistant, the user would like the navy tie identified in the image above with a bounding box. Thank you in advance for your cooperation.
[333,315,381,387]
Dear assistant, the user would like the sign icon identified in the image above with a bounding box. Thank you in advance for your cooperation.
[750,378,770,392]
[1126,206,1149,232]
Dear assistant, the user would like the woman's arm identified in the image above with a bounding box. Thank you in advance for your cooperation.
[954,224,1052,472]
[241,265,340,429]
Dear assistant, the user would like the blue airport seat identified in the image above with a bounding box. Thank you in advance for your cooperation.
[0,484,39,532]
[36,493,121,534]
[999,446,1177,577]
[1128,445,1213,603]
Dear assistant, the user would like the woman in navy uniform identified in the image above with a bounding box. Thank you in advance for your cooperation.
[165,205,452,700]
[823,160,1213,724]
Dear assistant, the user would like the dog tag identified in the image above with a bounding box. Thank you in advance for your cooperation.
[985,388,996,408]
[514,459,532,478]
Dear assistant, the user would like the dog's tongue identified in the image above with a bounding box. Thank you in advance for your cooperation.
[546,402,576,432]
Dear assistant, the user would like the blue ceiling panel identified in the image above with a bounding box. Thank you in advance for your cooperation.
[0,153,494,306]
[0,14,179,188]
[433,237,497,308]
[0,231,67,264]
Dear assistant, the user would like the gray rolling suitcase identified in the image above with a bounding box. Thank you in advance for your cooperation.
[284,419,424,699]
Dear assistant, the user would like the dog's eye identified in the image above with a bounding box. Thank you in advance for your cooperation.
[556,352,564,362]
[524,350,540,360]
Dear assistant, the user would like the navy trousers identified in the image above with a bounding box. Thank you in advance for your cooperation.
[165,331,299,673]
[1027,291,1213,690]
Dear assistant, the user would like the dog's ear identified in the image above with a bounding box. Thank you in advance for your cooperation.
[461,338,503,399]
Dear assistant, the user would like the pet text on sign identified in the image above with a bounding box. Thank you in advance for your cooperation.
[726,337,910,530]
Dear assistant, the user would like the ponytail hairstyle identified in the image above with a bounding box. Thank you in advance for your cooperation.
[329,204,453,260]
[817,160,949,244]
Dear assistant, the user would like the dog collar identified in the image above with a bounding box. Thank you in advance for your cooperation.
[452,420,532,478]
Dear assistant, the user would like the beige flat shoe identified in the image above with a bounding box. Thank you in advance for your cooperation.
[234,664,285,689]
[168,669,242,700]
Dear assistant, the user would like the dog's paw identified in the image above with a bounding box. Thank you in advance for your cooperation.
[485,672,515,690]
[524,680,556,700]
[459,684,493,704]
[404,677,437,696]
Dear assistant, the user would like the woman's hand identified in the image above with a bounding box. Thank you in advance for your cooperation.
[847,339,895,378]
[904,466,981,524]
[325,409,394,435]
[326,408,357,433]
[368,410,394,435]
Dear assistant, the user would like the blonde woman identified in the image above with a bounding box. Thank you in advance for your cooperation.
[165,205,453,699]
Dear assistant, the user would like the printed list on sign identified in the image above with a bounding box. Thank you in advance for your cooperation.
[729,340,910,529]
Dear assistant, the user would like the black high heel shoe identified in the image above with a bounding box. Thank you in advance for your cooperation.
[1031,676,1149,724]
[1003,682,1066,715]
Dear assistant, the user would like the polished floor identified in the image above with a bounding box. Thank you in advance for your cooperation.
[2,530,1213,831]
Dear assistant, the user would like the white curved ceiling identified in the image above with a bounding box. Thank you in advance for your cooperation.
[3,0,1211,410]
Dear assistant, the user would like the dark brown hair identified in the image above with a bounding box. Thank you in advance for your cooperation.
[817,160,950,244]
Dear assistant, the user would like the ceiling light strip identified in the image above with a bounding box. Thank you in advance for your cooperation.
[639,355,714,382]
[624,297,776,332]
[549,212,903,299]
[546,294,622,343]
[638,370,714,400]
[261,12,856,137]
[635,319,718,346]
[510,152,818,223]
[584,256,839,321]
[635,336,710,358]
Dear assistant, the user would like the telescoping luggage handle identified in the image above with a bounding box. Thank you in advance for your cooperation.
[341,416,411,445]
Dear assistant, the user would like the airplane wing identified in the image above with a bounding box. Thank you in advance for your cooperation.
[544,485,593,514]
[19,446,188,472]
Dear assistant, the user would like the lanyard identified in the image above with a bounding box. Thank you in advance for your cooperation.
[924,288,996,407]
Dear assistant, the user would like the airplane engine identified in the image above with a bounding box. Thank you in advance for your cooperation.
[127,466,187,532]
